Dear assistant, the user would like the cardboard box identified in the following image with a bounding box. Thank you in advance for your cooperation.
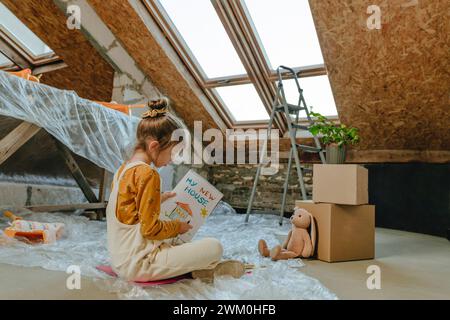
[313,164,368,205]
[296,200,375,262]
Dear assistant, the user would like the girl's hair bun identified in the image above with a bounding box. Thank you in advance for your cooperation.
[142,97,169,119]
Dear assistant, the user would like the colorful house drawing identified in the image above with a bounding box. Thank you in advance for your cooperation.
[168,202,193,221]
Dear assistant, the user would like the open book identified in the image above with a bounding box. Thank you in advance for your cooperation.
[160,170,223,243]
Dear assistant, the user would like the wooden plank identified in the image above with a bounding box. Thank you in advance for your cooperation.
[346,150,450,164]
[98,168,107,202]
[53,139,99,203]
[26,202,107,213]
[0,32,31,69]
[231,135,450,163]
[249,149,450,163]
[32,60,68,75]
[0,122,41,166]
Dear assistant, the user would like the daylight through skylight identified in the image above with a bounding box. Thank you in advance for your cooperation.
[244,0,324,69]
[0,2,53,58]
[0,52,13,67]
[159,0,247,79]
[283,76,337,117]
[215,84,269,122]
[148,0,337,124]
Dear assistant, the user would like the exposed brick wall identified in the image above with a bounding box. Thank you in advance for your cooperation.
[175,163,313,213]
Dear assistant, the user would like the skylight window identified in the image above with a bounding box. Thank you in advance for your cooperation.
[0,52,13,67]
[244,0,324,69]
[283,76,337,117]
[144,0,337,127]
[159,0,247,79]
[0,2,54,58]
[215,84,269,122]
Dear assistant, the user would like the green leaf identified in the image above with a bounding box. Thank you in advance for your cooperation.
[306,112,360,146]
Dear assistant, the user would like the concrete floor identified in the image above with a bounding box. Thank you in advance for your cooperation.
[302,228,450,299]
[0,228,449,300]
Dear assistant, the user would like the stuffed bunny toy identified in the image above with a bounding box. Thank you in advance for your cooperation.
[258,208,316,260]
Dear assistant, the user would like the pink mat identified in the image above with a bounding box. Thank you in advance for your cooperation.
[96,265,190,287]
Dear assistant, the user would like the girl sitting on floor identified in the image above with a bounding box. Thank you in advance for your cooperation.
[106,98,244,283]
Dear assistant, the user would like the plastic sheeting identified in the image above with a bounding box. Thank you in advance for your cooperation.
[0,71,139,173]
[0,203,337,300]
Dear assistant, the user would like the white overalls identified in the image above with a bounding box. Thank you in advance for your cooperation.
[106,161,223,281]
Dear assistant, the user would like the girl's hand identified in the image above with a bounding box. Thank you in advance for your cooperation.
[161,191,176,203]
[179,222,193,234]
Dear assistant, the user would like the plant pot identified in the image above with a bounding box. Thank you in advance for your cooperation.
[325,144,347,164]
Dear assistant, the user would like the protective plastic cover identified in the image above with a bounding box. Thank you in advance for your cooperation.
[0,71,139,173]
[0,203,337,300]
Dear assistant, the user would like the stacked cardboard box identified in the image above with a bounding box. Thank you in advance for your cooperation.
[296,164,375,262]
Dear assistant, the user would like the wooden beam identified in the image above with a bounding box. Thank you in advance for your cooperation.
[213,0,286,132]
[90,0,226,131]
[98,168,108,202]
[346,150,450,164]
[224,136,450,163]
[251,149,450,163]
[0,31,31,69]
[53,139,99,203]
[26,202,107,213]
[203,65,327,89]
[32,60,68,75]
[0,122,41,166]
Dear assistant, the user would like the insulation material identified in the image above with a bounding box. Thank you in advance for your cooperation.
[0,71,139,173]
[0,203,337,300]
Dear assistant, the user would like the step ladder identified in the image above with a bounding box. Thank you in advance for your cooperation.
[245,65,326,225]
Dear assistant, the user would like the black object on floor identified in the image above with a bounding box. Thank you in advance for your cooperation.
[367,163,450,238]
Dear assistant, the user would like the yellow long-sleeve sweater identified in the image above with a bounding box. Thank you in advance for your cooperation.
[114,163,180,240]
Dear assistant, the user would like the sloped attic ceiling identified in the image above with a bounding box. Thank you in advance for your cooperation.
[309,0,449,161]
[1,0,114,100]
[87,0,449,162]
[86,0,221,131]
[0,0,223,185]
[1,0,449,175]
[0,0,113,185]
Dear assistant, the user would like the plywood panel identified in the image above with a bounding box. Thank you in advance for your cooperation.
[0,122,41,166]
[87,0,218,131]
[309,0,450,151]
[2,0,114,101]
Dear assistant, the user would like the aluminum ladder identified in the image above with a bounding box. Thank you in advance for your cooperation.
[245,65,326,225]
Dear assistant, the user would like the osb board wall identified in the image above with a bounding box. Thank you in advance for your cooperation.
[87,0,218,131]
[309,0,450,152]
[2,0,114,100]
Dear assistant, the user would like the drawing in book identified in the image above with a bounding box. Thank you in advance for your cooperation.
[160,169,223,243]
[167,202,193,223]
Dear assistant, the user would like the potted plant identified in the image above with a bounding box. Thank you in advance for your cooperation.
[308,112,360,164]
